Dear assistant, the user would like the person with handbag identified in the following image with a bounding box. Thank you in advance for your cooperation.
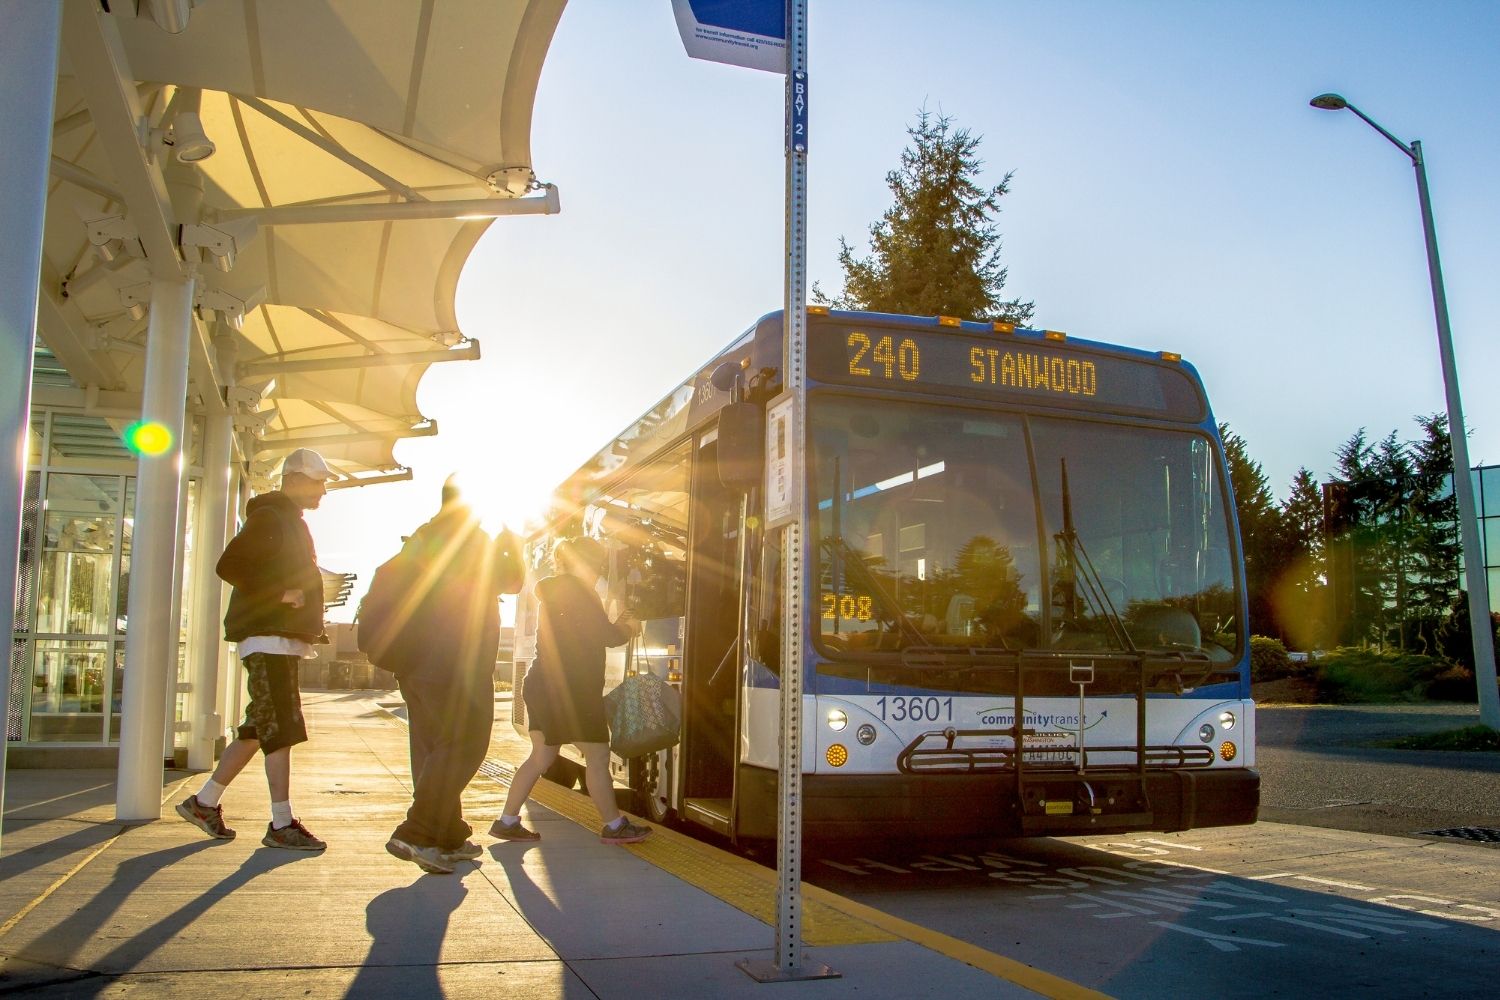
[492,536,652,845]
[380,477,523,874]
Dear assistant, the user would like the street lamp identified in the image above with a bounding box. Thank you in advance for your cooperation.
[1311,93,1500,729]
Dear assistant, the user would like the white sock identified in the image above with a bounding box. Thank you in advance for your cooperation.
[196,779,227,808]
[606,816,627,831]
[271,800,293,830]
[500,814,520,826]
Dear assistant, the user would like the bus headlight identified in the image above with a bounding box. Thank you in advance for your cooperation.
[1219,710,1236,731]
[827,709,848,732]
[857,724,877,745]
[1198,724,1215,743]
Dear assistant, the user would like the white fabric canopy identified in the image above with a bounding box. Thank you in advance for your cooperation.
[38,0,566,487]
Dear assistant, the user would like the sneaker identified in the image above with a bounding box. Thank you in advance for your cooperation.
[261,819,327,851]
[386,836,455,874]
[175,794,235,840]
[599,818,652,845]
[441,840,483,863]
[489,818,541,842]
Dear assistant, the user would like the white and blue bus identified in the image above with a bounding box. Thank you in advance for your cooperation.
[512,308,1258,842]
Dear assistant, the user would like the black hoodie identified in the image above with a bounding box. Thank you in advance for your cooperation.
[218,491,327,644]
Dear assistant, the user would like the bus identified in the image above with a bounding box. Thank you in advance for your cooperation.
[511,308,1258,842]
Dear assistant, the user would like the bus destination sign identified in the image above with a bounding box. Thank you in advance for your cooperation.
[809,324,1204,419]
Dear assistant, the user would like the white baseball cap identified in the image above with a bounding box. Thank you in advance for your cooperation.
[279,448,336,482]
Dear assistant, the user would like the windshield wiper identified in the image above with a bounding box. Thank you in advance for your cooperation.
[1054,458,1137,653]
[900,644,1018,670]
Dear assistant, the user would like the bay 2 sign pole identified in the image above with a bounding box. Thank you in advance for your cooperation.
[670,0,837,982]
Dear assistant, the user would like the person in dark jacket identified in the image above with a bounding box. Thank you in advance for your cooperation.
[491,537,652,845]
[384,478,522,874]
[176,448,334,851]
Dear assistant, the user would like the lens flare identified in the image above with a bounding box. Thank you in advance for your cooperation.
[124,421,173,456]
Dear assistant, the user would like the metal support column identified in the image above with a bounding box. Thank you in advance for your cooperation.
[187,410,232,768]
[117,275,196,821]
[0,0,61,854]
[738,0,835,984]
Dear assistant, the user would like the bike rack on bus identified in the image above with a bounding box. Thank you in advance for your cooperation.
[893,648,1224,833]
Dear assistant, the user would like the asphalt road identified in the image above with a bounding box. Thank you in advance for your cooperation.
[1256,703,1500,845]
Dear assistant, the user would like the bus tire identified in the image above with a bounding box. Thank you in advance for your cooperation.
[630,749,675,824]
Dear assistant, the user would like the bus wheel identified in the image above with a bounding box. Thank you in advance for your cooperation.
[630,749,674,824]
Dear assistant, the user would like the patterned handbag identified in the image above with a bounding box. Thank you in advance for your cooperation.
[604,672,682,758]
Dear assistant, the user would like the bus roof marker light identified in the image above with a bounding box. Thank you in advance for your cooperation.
[938,315,961,327]
[1160,351,1183,363]
[992,320,1016,335]
[1044,330,1067,342]
[807,305,830,316]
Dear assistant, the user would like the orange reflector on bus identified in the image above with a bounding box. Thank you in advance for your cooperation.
[807,305,830,315]
[1219,741,1237,762]
[1045,800,1074,815]
[826,744,849,767]
[938,315,961,327]
[1160,351,1182,363]
[992,320,1016,334]
[1044,330,1067,342]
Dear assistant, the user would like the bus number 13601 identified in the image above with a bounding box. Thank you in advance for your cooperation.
[875,696,953,722]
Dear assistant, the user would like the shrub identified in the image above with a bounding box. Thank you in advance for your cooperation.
[1312,646,1451,703]
[1250,636,1293,682]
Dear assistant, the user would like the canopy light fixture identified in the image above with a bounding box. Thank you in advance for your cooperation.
[170,111,216,163]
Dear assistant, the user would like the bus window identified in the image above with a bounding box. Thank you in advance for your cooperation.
[1030,419,1240,660]
[589,442,691,624]
[752,532,782,674]
[810,396,1043,659]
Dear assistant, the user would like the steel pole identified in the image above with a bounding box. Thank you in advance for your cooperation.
[116,275,195,820]
[1410,142,1500,728]
[0,0,61,854]
[186,410,232,769]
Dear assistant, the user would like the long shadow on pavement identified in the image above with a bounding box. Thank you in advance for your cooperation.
[346,873,468,998]
[8,840,308,990]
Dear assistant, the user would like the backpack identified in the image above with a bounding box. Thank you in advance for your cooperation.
[357,526,524,673]
[356,547,423,674]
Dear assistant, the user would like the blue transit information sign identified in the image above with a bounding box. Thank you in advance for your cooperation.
[671,0,786,73]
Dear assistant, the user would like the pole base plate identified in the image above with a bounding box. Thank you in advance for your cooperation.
[736,957,841,983]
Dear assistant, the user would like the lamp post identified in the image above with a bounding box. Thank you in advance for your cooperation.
[1311,93,1500,729]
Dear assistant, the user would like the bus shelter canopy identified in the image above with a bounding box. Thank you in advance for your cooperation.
[36,0,566,488]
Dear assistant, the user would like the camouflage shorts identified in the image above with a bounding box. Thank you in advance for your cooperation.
[236,652,308,754]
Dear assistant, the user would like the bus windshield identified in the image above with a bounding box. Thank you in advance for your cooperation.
[810,395,1240,669]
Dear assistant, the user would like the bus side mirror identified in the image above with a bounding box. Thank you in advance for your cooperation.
[718,401,763,492]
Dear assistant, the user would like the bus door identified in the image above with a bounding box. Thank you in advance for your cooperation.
[677,427,744,834]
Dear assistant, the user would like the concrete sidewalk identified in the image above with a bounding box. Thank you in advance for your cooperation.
[0,691,1093,999]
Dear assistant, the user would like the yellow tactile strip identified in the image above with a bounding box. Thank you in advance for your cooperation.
[475,756,895,946]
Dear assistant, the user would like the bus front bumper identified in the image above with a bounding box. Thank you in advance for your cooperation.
[735,764,1260,841]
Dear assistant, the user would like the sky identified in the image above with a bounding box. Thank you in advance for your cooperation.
[308,0,1500,621]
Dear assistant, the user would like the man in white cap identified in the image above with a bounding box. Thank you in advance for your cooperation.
[175,448,335,850]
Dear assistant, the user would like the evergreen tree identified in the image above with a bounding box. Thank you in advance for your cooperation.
[1407,413,1461,650]
[1334,429,1389,645]
[815,109,1034,323]
[1277,467,1329,648]
[1220,424,1288,640]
